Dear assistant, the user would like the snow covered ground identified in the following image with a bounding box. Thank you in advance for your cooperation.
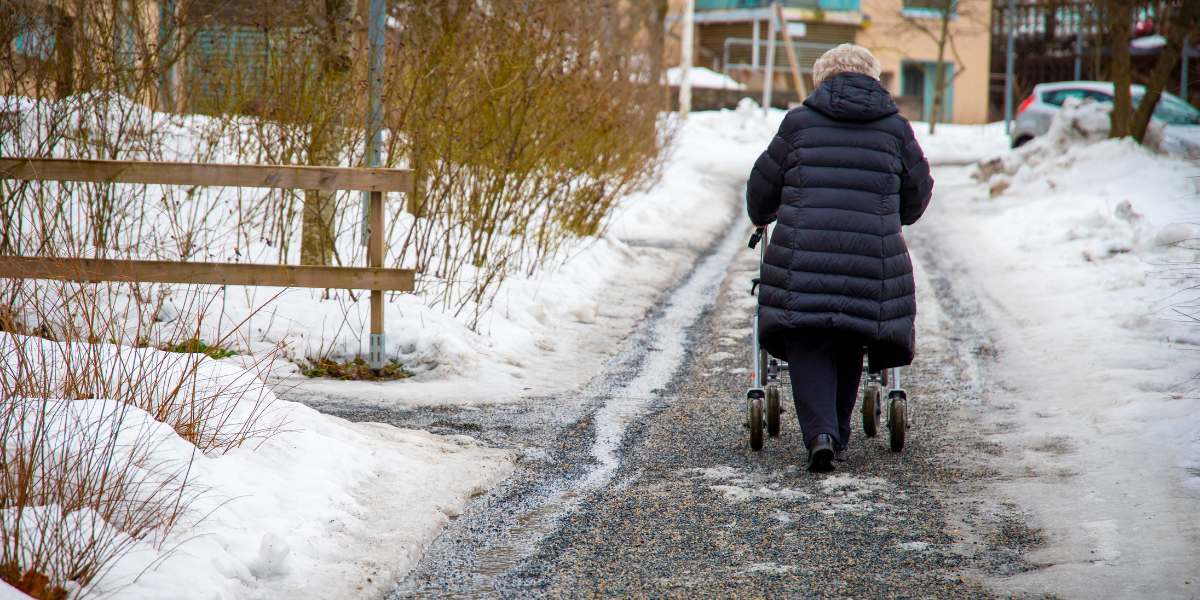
[917,101,1200,597]
[9,91,1200,599]
[280,101,785,409]
[0,102,784,600]
[0,333,515,600]
[664,66,747,90]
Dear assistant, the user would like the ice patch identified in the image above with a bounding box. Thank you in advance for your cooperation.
[711,485,812,503]
[741,562,796,574]
[1082,520,1121,563]
[895,541,931,551]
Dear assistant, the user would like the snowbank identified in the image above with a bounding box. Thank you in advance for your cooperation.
[927,99,1200,595]
[281,101,786,407]
[0,333,515,599]
[665,66,747,90]
[910,120,1009,166]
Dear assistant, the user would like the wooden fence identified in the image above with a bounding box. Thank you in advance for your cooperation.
[0,157,414,373]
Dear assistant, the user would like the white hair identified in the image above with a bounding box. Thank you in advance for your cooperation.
[811,44,882,88]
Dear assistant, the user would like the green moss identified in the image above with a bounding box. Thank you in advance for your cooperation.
[161,339,239,359]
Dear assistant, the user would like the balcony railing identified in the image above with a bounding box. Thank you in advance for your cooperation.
[696,0,860,11]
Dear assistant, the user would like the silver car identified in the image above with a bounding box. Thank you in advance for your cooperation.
[1011,81,1200,154]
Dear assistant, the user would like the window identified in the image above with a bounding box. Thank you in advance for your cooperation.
[1042,89,1112,107]
[1042,89,1086,107]
[899,60,954,123]
[902,0,956,15]
[11,15,55,61]
[1132,92,1200,126]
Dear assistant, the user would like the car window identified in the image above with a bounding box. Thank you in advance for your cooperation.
[1084,90,1113,103]
[1154,93,1200,125]
[1131,92,1200,125]
[1042,89,1088,106]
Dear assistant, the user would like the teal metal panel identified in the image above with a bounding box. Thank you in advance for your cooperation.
[696,0,859,10]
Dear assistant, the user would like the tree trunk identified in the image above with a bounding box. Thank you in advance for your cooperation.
[1132,4,1200,143]
[300,0,354,266]
[927,0,953,135]
[1131,42,1183,143]
[1107,0,1133,138]
[53,8,75,99]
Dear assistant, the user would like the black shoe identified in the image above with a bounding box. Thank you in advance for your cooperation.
[806,434,835,472]
[833,444,848,462]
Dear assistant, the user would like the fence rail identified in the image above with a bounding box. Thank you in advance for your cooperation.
[0,257,414,290]
[0,157,413,373]
[0,157,413,192]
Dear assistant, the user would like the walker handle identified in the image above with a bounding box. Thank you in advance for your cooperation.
[749,227,765,249]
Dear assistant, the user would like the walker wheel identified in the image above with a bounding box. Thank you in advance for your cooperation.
[766,385,781,437]
[861,385,880,437]
[748,397,764,451]
[888,396,906,452]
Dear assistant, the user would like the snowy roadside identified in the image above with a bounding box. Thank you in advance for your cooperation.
[275,108,1007,410]
[918,103,1200,597]
[1,104,785,600]
[277,104,788,409]
[0,334,515,600]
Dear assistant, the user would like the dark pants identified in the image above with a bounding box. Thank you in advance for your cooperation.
[785,329,865,447]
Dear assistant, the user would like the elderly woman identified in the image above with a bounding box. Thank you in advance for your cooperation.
[746,44,934,472]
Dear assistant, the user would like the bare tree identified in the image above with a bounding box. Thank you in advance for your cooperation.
[883,0,987,133]
[1102,0,1136,138]
[300,0,354,266]
[1130,1,1200,143]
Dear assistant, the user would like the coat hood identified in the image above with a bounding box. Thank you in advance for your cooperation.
[802,72,899,122]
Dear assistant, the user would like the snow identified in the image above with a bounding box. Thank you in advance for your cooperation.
[1131,35,1167,50]
[0,93,779,412]
[919,99,1200,597]
[0,581,25,600]
[910,120,1010,165]
[665,66,747,90]
[0,98,786,598]
[9,86,1197,598]
[283,100,785,409]
[0,333,515,599]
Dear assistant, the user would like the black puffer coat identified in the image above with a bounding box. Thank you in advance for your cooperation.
[746,72,934,370]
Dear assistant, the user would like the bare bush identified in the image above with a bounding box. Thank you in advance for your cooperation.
[0,274,287,454]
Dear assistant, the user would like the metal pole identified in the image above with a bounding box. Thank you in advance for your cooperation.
[763,4,777,116]
[1080,28,1089,81]
[1004,0,1015,141]
[679,0,695,118]
[365,0,386,373]
[362,0,385,245]
[1183,36,1190,106]
[752,19,760,68]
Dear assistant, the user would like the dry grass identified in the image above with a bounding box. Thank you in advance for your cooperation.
[299,357,415,381]
[0,272,288,597]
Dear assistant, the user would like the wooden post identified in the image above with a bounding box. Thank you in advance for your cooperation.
[369,190,385,373]
[775,3,806,103]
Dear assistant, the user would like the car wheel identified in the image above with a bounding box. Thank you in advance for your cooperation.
[1012,135,1034,148]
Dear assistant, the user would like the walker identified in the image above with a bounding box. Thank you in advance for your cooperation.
[745,224,910,452]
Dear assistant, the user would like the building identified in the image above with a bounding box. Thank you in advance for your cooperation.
[857,0,992,125]
[669,0,993,124]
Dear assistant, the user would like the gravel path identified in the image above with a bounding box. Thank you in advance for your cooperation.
[312,216,1046,599]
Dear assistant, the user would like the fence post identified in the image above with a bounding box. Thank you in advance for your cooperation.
[369,190,385,374]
